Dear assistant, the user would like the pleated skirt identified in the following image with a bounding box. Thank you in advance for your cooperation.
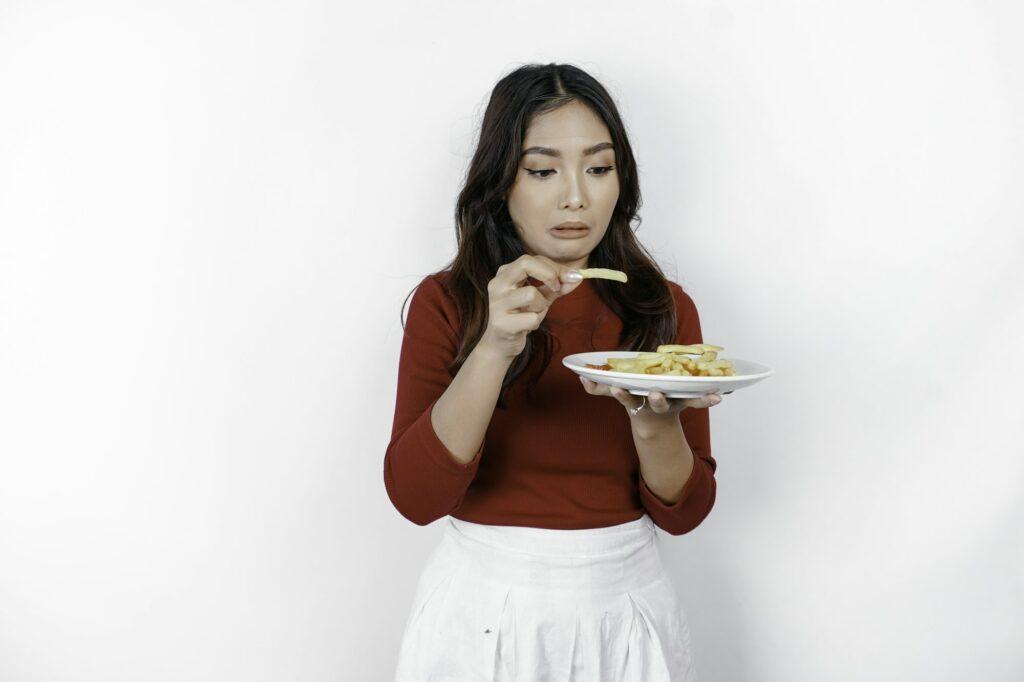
[393,514,696,681]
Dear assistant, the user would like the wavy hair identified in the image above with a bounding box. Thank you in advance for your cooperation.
[402,62,678,409]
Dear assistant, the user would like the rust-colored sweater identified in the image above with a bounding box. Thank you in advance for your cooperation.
[383,272,717,536]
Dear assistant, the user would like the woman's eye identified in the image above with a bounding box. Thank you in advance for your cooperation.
[523,166,615,178]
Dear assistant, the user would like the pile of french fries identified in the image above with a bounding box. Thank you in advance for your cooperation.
[586,344,735,377]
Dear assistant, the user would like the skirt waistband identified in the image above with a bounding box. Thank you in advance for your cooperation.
[446,515,655,557]
[441,515,663,594]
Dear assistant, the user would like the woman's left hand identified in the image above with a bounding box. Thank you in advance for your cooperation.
[578,376,722,420]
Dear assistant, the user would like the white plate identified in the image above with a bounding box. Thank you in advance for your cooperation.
[562,351,774,399]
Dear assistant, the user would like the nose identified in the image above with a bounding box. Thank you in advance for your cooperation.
[559,169,587,210]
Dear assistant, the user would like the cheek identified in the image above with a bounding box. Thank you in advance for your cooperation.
[596,180,620,213]
[507,182,551,224]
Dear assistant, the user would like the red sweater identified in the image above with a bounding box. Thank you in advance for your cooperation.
[383,272,717,535]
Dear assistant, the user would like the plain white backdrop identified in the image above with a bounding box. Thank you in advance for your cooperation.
[1,1,1022,680]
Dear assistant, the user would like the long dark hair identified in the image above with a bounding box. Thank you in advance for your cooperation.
[402,62,677,409]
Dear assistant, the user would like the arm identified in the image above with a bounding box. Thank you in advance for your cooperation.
[634,286,718,535]
[385,257,581,525]
[383,277,511,525]
[633,407,716,535]
[431,344,513,464]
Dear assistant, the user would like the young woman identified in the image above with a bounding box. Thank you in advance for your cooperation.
[385,63,722,681]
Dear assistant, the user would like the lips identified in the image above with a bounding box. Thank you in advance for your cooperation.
[550,221,591,239]
[550,226,590,239]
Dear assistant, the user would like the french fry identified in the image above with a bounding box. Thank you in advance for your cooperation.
[658,343,724,354]
[607,355,665,370]
[656,344,705,355]
[605,360,636,373]
[578,268,628,283]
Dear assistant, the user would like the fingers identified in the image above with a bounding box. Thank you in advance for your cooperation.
[647,391,673,413]
[494,255,579,303]
[682,393,723,410]
[494,255,559,296]
[608,386,645,411]
[628,390,675,414]
[579,377,644,410]
[634,390,723,413]
[579,376,613,396]
[580,379,724,412]
[503,285,550,314]
[488,257,584,328]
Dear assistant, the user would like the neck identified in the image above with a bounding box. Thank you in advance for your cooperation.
[563,255,589,271]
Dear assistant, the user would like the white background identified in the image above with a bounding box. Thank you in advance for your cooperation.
[1,1,1022,680]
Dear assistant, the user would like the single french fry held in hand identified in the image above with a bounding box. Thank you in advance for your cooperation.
[578,268,628,283]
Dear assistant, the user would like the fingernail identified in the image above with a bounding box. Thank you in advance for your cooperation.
[565,270,583,282]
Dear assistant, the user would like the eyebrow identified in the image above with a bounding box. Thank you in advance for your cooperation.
[520,141,614,158]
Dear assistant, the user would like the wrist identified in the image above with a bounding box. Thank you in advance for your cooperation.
[630,411,682,440]
[469,342,515,369]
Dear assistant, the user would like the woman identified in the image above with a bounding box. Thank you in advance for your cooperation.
[384,63,722,681]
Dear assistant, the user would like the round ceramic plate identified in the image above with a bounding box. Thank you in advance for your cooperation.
[562,351,774,399]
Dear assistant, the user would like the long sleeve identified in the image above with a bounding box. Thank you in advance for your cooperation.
[639,284,718,535]
[383,275,484,525]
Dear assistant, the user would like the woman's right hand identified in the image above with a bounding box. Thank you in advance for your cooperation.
[476,254,585,360]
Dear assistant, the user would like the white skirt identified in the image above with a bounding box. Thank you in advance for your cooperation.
[394,514,696,681]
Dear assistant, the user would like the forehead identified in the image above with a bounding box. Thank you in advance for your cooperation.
[523,101,612,149]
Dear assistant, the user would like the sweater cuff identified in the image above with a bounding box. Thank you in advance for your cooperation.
[639,458,709,512]
[418,399,484,476]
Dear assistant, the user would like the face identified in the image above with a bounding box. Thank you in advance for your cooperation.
[505,100,619,271]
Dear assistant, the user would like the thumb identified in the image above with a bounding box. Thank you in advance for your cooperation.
[555,278,584,297]
[556,269,585,296]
